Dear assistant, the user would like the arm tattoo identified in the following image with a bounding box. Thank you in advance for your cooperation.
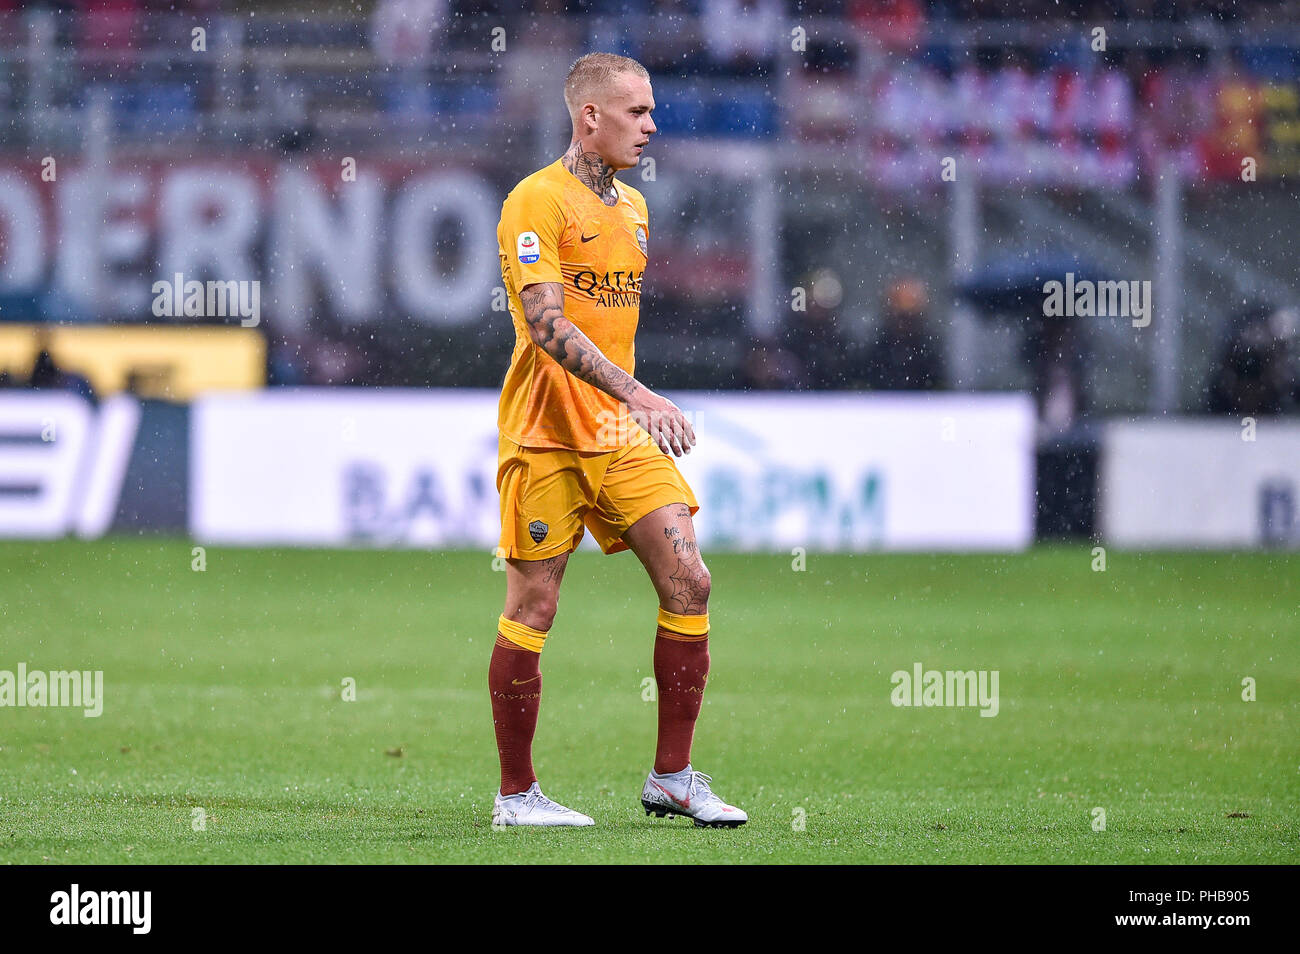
[520,282,641,402]
[562,141,619,206]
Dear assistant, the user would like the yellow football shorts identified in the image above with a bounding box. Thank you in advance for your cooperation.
[496,433,700,560]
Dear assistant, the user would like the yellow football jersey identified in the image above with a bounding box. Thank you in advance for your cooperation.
[496,159,649,451]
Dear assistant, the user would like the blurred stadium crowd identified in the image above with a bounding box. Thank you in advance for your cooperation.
[0,0,1297,419]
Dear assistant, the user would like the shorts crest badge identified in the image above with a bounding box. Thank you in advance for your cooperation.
[528,520,548,544]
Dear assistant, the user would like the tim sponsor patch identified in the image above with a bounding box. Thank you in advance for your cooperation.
[517,231,541,264]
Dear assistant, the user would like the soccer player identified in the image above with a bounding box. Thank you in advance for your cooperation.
[489,52,746,829]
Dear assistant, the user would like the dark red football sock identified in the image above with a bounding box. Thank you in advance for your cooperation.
[489,633,542,795]
[653,626,710,775]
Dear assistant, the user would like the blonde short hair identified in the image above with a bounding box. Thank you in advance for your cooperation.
[563,52,650,119]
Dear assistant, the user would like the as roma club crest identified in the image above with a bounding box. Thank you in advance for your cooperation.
[635,226,647,256]
[528,520,548,544]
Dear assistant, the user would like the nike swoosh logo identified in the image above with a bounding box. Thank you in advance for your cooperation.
[651,779,689,809]
[511,675,541,686]
[580,233,599,243]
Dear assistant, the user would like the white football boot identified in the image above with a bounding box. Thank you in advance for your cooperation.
[641,765,748,828]
[492,782,594,827]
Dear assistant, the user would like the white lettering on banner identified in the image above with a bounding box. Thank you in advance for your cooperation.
[0,162,500,329]
[705,466,885,550]
[53,170,151,315]
[342,460,494,543]
[271,167,382,332]
[190,391,1036,551]
[75,397,143,538]
[0,395,140,539]
[159,168,260,292]
[391,171,499,324]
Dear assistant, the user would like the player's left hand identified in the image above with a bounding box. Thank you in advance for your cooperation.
[627,388,695,457]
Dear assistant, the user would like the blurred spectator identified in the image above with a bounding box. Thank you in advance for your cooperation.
[864,278,944,391]
[371,0,445,67]
[1136,49,1217,180]
[783,269,862,390]
[1206,303,1299,415]
[1199,71,1264,182]
[273,82,316,152]
[268,336,308,387]
[1022,312,1085,431]
[27,338,96,404]
[640,0,708,75]
[739,335,806,390]
[77,0,142,69]
[847,0,924,53]
[164,0,225,13]
[306,337,370,386]
[702,0,782,75]
[372,0,446,118]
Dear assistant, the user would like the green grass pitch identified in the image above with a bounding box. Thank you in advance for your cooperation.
[0,540,1295,864]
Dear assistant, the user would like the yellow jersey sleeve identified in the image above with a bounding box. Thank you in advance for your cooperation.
[500,179,565,288]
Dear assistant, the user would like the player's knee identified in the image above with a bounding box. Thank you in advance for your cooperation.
[533,606,559,632]
[667,564,709,612]
[694,568,711,609]
[514,593,559,632]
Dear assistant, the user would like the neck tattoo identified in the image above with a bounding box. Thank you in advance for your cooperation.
[563,142,619,206]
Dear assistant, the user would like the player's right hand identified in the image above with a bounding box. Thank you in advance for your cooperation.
[626,388,696,457]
